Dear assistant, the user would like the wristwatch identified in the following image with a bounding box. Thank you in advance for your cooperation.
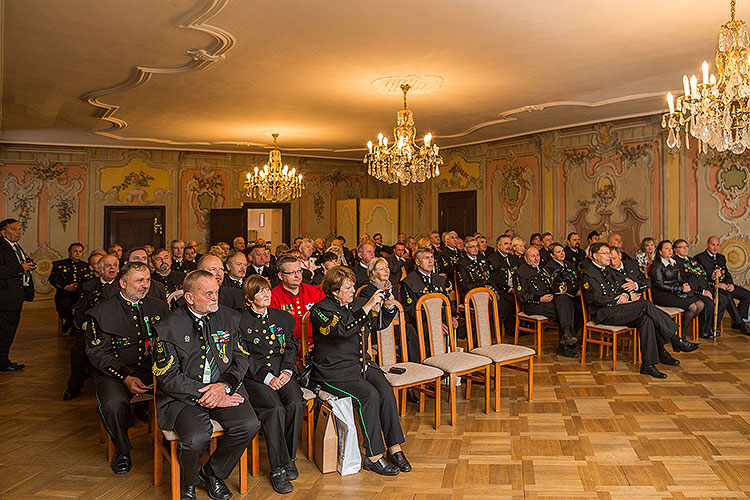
[221,382,231,394]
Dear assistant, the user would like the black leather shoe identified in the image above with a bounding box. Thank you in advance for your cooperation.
[0,362,24,372]
[110,453,131,474]
[199,464,233,500]
[672,337,700,353]
[270,466,293,494]
[363,456,400,476]
[284,461,299,481]
[62,388,80,400]
[699,331,717,339]
[180,484,197,500]
[406,388,420,404]
[659,349,680,366]
[640,364,667,379]
[556,345,579,358]
[738,324,750,336]
[560,331,578,346]
[387,451,412,472]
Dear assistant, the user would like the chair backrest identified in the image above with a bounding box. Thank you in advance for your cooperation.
[511,288,522,314]
[453,270,461,304]
[373,300,407,366]
[579,293,591,324]
[300,310,311,366]
[464,287,500,350]
[643,288,653,302]
[401,266,407,280]
[415,292,454,360]
[355,285,366,297]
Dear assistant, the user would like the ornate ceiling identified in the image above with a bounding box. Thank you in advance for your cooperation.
[0,0,739,159]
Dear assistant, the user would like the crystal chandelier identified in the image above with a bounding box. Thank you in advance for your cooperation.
[245,133,303,202]
[364,84,443,186]
[662,0,750,154]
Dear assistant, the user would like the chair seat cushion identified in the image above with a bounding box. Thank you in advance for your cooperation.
[162,419,224,441]
[518,312,550,321]
[586,321,631,332]
[471,343,535,362]
[381,362,444,386]
[301,387,315,401]
[656,305,684,316]
[423,352,491,374]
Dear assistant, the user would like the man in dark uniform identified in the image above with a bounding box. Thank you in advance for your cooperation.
[152,270,260,500]
[456,237,493,299]
[400,247,462,357]
[609,247,650,292]
[171,239,196,273]
[514,246,579,358]
[386,242,413,285]
[354,242,376,288]
[246,244,279,288]
[312,251,338,286]
[125,248,168,302]
[197,255,245,310]
[151,248,186,294]
[538,233,554,265]
[86,262,169,474]
[373,233,391,256]
[695,235,750,333]
[674,239,740,337]
[64,254,120,400]
[477,235,494,260]
[487,235,518,340]
[564,232,586,267]
[608,233,633,260]
[50,242,91,334]
[0,218,34,372]
[436,231,461,280]
[545,243,581,297]
[222,251,247,289]
[581,242,700,378]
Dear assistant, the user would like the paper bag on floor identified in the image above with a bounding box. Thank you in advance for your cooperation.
[328,396,361,476]
[313,401,337,473]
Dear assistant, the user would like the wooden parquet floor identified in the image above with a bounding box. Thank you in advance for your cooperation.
[2,299,750,499]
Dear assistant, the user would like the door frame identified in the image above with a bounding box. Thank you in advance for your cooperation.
[103,205,166,250]
[242,202,291,247]
[438,190,477,237]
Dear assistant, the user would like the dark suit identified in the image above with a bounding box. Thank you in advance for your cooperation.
[151,270,186,295]
[353,262,370,289]
[695,250,750,327]
[386,254,414,285]
[486,251,518,339]
[246,264,279,288]
[610,259,650,292]
[174,285,245,311]
[581,263,678,365]
[564,245,586,267]
[153,305,259,486]
[0,237,34,367]
[436,246,461,280]
[221,274,244,290]
[50,258,91,329]
[239,307,304,470]
[171,258,196,274]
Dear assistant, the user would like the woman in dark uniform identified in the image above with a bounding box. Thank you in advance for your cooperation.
[310,266,411,476]
[649,240,705,338]
[240,275,305,494]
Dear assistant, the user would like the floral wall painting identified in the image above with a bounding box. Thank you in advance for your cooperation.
[100,158,170,203]
[2,175,42,231]
[436,154,482,191]
[705,153,750,223]
[184,167,227,230]
[490,155,533,225]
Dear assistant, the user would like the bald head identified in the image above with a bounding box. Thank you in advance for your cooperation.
[197,254,224,285]
[607,233,623,248]
[524,246,541,267]
[707,235,721,254]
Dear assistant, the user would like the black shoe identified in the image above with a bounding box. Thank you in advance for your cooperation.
[133,401,150,423]
[180,484,197,500]
[270,466,294,494]
[62,388,80,400]
[738,324,750,336]
[199,464,233,500]
[659,349,680,366]
[284,461,299,481]
[556,345,579,358]
[363,456,400,476]
[0,362,24,372]
[560,331,578,346]
[387,451,412,472]
[672,337,700,353]
[110,453,131,474]
[640,364,667,379]
[406,388,420,404]
[699,331,717,339]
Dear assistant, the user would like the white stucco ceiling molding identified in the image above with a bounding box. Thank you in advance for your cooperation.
[80,0,235,132]
[369,75,445,95]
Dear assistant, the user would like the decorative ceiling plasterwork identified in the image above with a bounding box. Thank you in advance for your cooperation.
[80,0,235,133]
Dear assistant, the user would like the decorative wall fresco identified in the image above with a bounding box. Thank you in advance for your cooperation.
[183,166,228,230]
[100,157,170,203]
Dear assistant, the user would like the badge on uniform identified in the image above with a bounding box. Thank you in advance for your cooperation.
[184,335,190,342]
[221,355,229,364]
[253,338,260,344]
[583,281,590,290]
[91,338,101,346]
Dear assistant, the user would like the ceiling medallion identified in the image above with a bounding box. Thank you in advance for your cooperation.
[662,0,750,154]
[364,84,443,186]
[245,134,303,202]
[369,75,445,95]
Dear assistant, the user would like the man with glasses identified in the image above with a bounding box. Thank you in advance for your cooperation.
[270,254,325,363]
[581,242,700,379]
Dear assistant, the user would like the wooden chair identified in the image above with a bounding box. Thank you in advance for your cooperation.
[644,289,698,340]
[401,266,408,280]
[511,289,558,356]
[152,376,254,500]
[355,285,367,297]
[416,293,491,427]
[369,300,443,429]
[580,295,639,371]
[99,392,154,461]
[464,288,534,412]
[297,311,321,460]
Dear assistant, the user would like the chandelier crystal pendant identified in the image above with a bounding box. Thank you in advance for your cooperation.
[245,133,303,202]
[662,0,750,154]
[364,84,443,186]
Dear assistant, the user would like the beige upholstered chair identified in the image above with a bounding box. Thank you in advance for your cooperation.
[415,293,491,427]
[464,287,535,412]
[644,288,697,341]
[580,295,639,370]
[511,289,558,356]
[152,376,254,500]
[369,300,443,429]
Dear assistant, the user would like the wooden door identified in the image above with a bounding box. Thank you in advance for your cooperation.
[438,190,477,238]
[244,203,291,247]
[209,208,247,246]
[104,206,165,250]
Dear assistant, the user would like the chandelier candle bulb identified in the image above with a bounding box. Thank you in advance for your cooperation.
[702,61,709,84]
[690,75,698,98]
[667,92,675,113]
[244,133,304,201]
[683,75,691,97]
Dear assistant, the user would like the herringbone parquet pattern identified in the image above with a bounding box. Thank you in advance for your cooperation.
[1,299,749,499]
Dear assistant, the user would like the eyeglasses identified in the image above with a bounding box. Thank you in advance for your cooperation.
[281,269,303,275]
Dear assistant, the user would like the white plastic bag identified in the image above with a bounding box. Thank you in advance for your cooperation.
[328,396,361,475]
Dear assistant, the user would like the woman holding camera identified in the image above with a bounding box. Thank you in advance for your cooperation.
[310,266,411,476]
[240,275,305,494]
